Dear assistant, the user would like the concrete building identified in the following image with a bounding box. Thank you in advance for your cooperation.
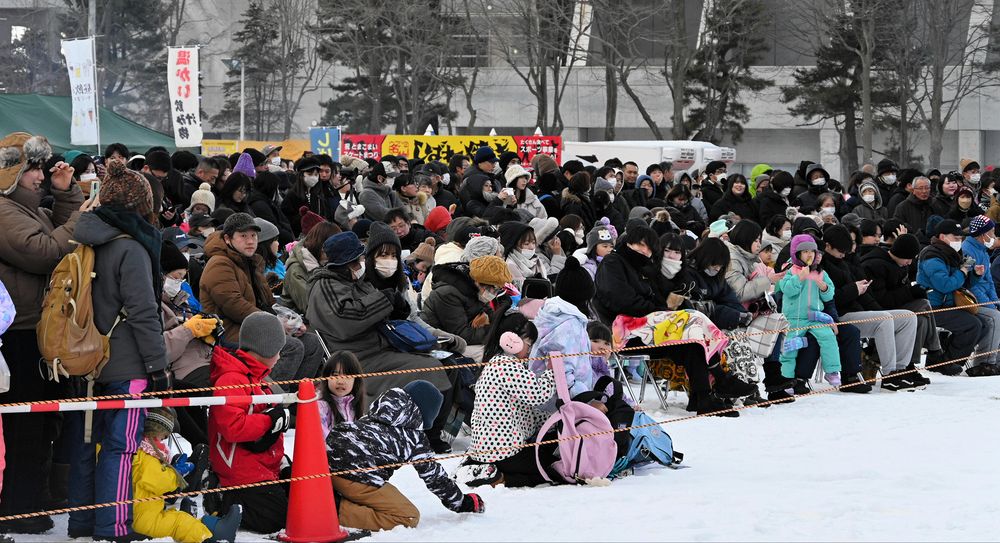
[3,0,1000,178]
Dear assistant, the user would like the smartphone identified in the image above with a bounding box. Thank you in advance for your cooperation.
[89,180,100,202]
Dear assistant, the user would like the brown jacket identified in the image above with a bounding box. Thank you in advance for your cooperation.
[0,185,84,329]
[198,232,273,344]
[161,296,213,382]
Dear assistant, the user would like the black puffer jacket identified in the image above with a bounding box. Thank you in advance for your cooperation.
[421,262,491,345]
[754,188,790,228]
[459,169,500,218]
[859,245,922,309]
[560,188,595,227]
[593,246,666,322]
[326,388,465,511]
[688,266,744,330]
[248,172,294,246]
[820,252,882,314]
[892,194,934,238]
[709,190,757,222]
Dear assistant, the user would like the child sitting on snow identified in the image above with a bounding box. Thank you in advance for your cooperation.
[132,407,242,543]
[776,234,841,385]
[317,351,367,445]
[326,380,485,532]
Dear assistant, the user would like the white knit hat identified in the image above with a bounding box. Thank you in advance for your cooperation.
[188,182,215,213]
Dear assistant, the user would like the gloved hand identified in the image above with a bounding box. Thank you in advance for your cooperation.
[264,407,291,434]
[458,493,485,513]
[171,453,194,477]
[471,312,490,329]
[910,284,927,299]
[148,369,172,393]
[389,290,410,320]
[183,315,218,339]
[738,312,753,327]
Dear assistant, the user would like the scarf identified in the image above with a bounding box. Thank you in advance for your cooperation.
[94,205,163,301]
[334,394,356,424]
[139,437,170,463]
[507,249,545,280]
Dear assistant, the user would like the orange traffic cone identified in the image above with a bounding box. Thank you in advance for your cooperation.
[279,380,349,542]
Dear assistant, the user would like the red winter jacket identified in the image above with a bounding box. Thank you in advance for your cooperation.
[208,348,284,486]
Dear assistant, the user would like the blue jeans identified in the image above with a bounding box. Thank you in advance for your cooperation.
[68,379,148,538]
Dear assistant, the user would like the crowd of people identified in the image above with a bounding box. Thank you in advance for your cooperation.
[0,131,998,541]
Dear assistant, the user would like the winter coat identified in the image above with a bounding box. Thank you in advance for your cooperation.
[667,201,702,229]
[161,297,212,382]
[73,212,167,383]
[528,297,594,397]
[282,243,321,315]
[458,169,500,218]
[132,446,211,543]
[306,265,450,399]
[753,189,791,228]
[885,187,910,217]
[358,178,402,222]
[431,184,460,216]
[470,355,555,463]
[326,388,466,512]
[199,232,273,344]
[777,267,835,325]
[709,190,757,223]
[593,247,666,322]
[421,262,492,345]
[399,224,437,254]
[420,241,464,302]
[852,180,888,221]
[892,194,935,238]
[560,188,596,227]
[962,236,999,303]
[0,183,83,329]
[761,231,789,252]
[873,178,896,212]
[931,194,954,217]
[820,252,882,314]
[591,200,626,234]
[860,245,921,309]
[700,180,724,209]
[725,242,770,304]
[281,182,336,237]
[208,347,284,486]
[916,240,981,308]
[689,266,746,330]
[948,202,984,224]
[398,192,433,225]
[248,182,294,246]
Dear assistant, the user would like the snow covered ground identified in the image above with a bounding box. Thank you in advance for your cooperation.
[28,373,1000,542]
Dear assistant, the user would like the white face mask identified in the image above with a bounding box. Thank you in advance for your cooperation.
[80,172,98,182]
[519,248,536,259]
[820,206,836,216]
[199,227,215,237]
[303,174,320,188]
[703,267,720,277]
[660,257,682,279]
[479,289,497,304]
[353,261,366,280]
[492,163,502,175]
[163,277,183,298]
[780,188,791,197]
[862,193,876,203]
[970,173,982,184]
[811,178,826,186]
[781,230,792,241]
[574,230,584,245]
[949,240,963,252]
[374,257,397,278]
[270,156,282,166]
[883,174,897,185]
[987,237,997,249]
[442,172,451,186]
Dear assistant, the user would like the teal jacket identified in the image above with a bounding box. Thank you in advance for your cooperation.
[777,267,835,324]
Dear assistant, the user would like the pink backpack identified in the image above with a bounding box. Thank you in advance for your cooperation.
[535,354,616,484]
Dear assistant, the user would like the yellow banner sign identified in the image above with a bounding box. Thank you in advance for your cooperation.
[201,139,311,160]
[381,135,518,163]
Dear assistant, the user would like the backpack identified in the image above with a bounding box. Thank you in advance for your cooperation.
[535,355,616,484]
[610,411,684,477]
[37,240,126,381]
[572,376,635,458]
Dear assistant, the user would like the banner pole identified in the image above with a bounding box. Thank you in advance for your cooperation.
[91,35,101,156]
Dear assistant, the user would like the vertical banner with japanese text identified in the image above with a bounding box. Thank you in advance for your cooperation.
[60,37,99,146]
[167,47,203,147]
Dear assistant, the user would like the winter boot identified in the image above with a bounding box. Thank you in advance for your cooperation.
[766,388,796,404]
[0,515,54,535]
[712,372,758,399]
[926,349,963,375]
[685,390,700,412]
[792,379,812,395]
[696,393,739,418]
[965,364,994,377]
[203,504,242,543]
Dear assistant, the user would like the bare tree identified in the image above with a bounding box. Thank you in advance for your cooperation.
[908,0,1000,167]
[662,0,696,140]
[483,0,591,134]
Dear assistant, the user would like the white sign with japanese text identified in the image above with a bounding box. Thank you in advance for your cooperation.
[167,47,202,147]
[60,37,99,146]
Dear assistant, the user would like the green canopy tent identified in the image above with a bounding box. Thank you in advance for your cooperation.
[0,93,176,154]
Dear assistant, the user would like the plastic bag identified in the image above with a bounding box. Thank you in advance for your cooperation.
[272,304,303,335]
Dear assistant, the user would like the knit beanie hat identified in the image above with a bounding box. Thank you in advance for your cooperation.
[968,215,995,237]
[790,234,818,267]
[188,183,216,213]
[890,233,920,260]
[586,225,615,255]
[530,217,559,244]
[405,237,437,266]
[232,152,257,179]
[171,151,198,172]
[594,177,615,194]
[299,205,325,236]
[629,206,652,221]
[823,225,853,254]
[462,235,501,262]
[555,256,595,311]
[402,380,444,430]
[366,221,401,255]
[144,406,176,435]
[351,219,373,241]
[504,164,531,186]
[425,206,451,234]
[239,311,287,359]
[160,240,188,274]
[254,218,280,243]
[469,255,512,287]
[101,160,154,216]
[960,158,980,173]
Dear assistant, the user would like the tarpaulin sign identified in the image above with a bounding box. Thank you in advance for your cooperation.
[167,47,203,147]
[60,37,99,146]
[340,134,385,160]
[310,127,341,160]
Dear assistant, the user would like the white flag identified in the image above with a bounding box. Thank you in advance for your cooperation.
[167,47,203,147]
[60,38,99,146]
